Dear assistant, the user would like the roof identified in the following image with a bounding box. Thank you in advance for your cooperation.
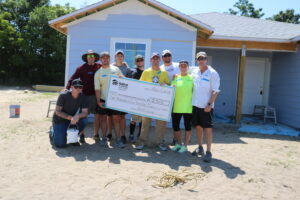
[49,0,214,35]
[191,12,300,42]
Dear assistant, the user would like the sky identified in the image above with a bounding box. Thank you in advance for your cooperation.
[50,0,300,18]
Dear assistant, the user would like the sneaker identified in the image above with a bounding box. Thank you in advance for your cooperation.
[203,151,212,163]
[121,136,127,144]
[172,138,178,145]
[129,134,135,143]
[99,137,108,146]
[171,143,182,152]
[79,134,86,143]
[93,134,100,142]
[178,146,188,153]
[158,143,168,151]
[191,146,204,156]
[116,140,125,148]
[135,143,144,150]
[107,134,113,141]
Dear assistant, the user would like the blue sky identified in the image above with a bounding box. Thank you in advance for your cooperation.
[50,0,300,18]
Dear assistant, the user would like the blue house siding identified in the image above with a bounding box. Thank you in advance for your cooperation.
[66,14,196,81]
[269,45,300,128]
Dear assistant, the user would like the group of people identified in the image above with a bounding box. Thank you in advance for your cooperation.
[51,49,220,163]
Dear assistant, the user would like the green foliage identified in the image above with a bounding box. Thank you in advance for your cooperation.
[0,0,75,85]
[267,9,300,24]
[228,0,264,18]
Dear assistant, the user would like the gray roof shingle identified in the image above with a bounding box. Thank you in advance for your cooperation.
[191,12,300,42]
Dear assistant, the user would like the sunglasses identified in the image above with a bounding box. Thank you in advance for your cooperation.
[197,57,207,61]
[74,86,83,89]
[163,54,171,58]
[136,59,144,62]
[87,54,95,58]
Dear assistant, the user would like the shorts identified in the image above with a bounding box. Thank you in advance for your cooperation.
[192,106,214,128]
[95,99,122,116]
[172,113,192,131]
[87,95,97,114]
[131,114,142,123]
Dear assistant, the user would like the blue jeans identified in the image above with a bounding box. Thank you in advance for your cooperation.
[52,118,87,148]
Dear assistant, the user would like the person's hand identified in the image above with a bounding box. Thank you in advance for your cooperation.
[61,88,68,92]
[172,74,179,80]
[160,83,166,86]
[204,105,212,112]
[71,115,79,124]
[118,75,124,78]
[172,84,176,87]
[97,101,106,109]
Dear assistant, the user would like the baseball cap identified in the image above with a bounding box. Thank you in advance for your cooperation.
[100,51,110,58]
[162,49,172,56]
[135,55,144,61]
[196,51,207,59]
[179,60,189,65]
[151,52,160,59]
[115,50,124,56]
[71,79,83,86]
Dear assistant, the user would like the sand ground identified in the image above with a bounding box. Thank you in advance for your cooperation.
[0,87,299,200]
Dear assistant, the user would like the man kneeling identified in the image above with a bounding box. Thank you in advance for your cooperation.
[52,79,88,148]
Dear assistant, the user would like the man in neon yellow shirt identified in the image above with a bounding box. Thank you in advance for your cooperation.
[171,60,193,153]
[94,52,125,148]
[135,52,170,151]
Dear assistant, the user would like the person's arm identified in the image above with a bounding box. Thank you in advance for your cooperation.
[204,72,221,112]
[55,105,72,120]
[71,97,89,124]
[94,72,104,108]
[66,67,81,90]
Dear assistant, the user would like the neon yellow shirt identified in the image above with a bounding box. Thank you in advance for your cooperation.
[94,65,122,100]
[172,75,193,113]
[140,67,170,85]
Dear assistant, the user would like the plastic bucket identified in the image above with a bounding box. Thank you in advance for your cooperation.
[67,126,79,143]
[9,105,20,118]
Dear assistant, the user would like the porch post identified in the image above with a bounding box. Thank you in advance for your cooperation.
[235,45,247,123]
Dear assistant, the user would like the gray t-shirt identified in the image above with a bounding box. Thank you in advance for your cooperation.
[52,91,88,124]
[112,62,133,78]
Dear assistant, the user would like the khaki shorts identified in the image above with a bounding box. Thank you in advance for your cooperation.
[131,114,142,123]
[87,95,97,114]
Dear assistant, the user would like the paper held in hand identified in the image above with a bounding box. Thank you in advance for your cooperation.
[105,75,175,121]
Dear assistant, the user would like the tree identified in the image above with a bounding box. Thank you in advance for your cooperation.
[0,0,75,85]
[228,0,264,18]
[267,9,300,24]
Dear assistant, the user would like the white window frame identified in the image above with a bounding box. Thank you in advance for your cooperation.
[110,37,152,67]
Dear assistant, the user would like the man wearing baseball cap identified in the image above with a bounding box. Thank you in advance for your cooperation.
[135,52,170,151]
[191,51,220,163]
[160,49,180,145]
[94,51,125,148]
[65,50,101,144]
[51,79,89,148]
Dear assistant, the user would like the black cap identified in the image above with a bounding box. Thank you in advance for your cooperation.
[71,79,83,86]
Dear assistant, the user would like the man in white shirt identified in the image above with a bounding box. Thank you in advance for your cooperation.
[191,52,220,163]
[160,49,180,145]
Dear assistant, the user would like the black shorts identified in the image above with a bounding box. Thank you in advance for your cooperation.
[192,106,214,128]
[172,113,192,131]
[96,99,122,116]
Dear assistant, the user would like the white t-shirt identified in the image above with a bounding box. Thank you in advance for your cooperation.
[191,66,220,109]
[160,62,180,83]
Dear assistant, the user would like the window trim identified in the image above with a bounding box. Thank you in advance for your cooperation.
[110,37,152,67]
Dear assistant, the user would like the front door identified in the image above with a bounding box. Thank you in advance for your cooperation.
[242,57,270,114]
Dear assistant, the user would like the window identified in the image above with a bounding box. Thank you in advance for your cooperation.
[110,38,151,68]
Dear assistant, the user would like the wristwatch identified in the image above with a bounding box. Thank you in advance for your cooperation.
[207,102,212,106]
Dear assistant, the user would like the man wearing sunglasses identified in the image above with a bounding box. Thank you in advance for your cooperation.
[160,49,180,145]
[52,79,88,148]
[135,52,170,151]
[65,50,101,144]
[191,52,220,163]
[129,55,145,142]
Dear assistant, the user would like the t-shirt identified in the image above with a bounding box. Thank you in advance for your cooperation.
[52,91,88,124]
[160,62,180,82]
[191,66,220,109]
[94,65,123,100]
[132,67,144,80]
[172,75,194,113]
[66,63,101,96]
[140,67,170,85]
[112,62,132,78]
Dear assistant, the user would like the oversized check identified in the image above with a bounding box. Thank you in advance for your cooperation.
[105,75,175,121]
